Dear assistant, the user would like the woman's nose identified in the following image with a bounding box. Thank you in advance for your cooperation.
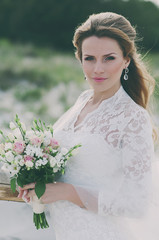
[94,61,104,74]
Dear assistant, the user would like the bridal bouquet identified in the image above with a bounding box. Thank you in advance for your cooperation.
[0,115,81,229]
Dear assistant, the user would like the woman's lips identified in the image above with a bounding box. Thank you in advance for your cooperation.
[93,77,107,82]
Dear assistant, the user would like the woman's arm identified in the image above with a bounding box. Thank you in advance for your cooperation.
[18,182,85,208]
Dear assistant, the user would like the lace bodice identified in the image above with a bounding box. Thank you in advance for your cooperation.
[53,86,154,218]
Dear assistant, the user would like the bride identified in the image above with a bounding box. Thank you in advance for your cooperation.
[19,12,159,240]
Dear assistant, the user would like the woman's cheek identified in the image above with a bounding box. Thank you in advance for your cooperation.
[107,61,124,74]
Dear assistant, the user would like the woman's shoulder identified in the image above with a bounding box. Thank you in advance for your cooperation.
[120,88,151,125]
[75,88,93,103]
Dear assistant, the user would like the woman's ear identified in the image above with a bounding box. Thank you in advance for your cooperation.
[125,57,131,68]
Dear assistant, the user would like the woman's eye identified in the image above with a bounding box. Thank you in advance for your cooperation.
[84,56,94,61]
[105,56,115,61]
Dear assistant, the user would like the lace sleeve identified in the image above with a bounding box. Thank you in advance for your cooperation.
[98,109,154,218]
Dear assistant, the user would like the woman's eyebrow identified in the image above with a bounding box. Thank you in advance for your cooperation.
[83,52,117,57]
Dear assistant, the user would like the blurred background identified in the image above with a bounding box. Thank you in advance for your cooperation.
[0,0,158,129]
[0,0,159,239]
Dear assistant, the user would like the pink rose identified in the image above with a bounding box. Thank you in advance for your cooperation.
[24,155,33,162]
[30,136,42,146]
[43,153,49,159]
[13,141,25,154]
[50,138,59,149]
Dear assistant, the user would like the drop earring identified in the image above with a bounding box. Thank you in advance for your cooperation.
[84,76,87,81]
[124,67,129,80]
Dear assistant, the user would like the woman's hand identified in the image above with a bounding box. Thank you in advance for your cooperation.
[18,182,85,208]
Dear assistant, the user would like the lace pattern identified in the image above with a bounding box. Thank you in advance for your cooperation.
[51,86,154,239]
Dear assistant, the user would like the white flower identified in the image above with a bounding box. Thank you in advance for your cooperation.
[35,160,43,168]
[35,159,48,169]
[7,133,15,141]
[5,151,14,162]
[34,147,43,157]
[44,131,52,139]
[14,155,24,166]
[26,130,35,139]
[55,153,63,162]
[5,142,13,151]
[53,167,59,173]
[15,155,23,161]
[25,160,34,168]
[43,137,50,147]
[49,156,57,168]
[43,131,52,146]
[60,147,68,155]
[1,163,10,172]
[42,158,48,165]
[25,145,43,157]
[13,128,23,140]
[10,122,16,130]
[19,159,25,166]
[2,163,19,176]
[57,162,62,167]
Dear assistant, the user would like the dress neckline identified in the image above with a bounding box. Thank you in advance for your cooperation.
[73,85,124,131]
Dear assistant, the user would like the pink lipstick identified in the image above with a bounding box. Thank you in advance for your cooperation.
[93,77,107,82]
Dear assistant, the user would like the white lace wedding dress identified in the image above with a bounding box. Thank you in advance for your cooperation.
[50,86,158,240]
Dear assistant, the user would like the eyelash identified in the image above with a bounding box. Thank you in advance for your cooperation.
[84,56,115,61]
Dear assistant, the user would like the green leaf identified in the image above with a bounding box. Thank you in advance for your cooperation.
[35,182,46,199]
[17,177,24,187]
[10,178,16,193]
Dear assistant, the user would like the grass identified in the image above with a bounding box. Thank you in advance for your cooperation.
[0,39,83,90]
[0,39,158,125]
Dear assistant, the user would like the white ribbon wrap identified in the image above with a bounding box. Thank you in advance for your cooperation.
[31,195,45,214]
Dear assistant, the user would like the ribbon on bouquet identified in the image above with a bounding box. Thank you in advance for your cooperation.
[31,195,45,214]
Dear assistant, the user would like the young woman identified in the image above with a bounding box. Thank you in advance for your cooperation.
[19,12,158,240]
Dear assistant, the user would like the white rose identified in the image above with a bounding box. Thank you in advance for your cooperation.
[60,147,68,155]
[19,159,25,166]
[5,143,13,151]
[7,133,15,141]
[5,151,14,162]
[10,122,16,130]
[15,155,23,161]
[49,156,57,168]
[25,161,34,168]
[53,167,59,173]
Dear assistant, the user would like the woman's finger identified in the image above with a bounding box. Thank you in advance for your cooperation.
[27,189,36,198]
[17,189,24,198]
[21,183,36,190]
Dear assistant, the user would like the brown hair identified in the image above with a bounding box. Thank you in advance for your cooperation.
[73,12,155,110]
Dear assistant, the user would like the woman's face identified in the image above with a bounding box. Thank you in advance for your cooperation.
[81,36,130,96]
